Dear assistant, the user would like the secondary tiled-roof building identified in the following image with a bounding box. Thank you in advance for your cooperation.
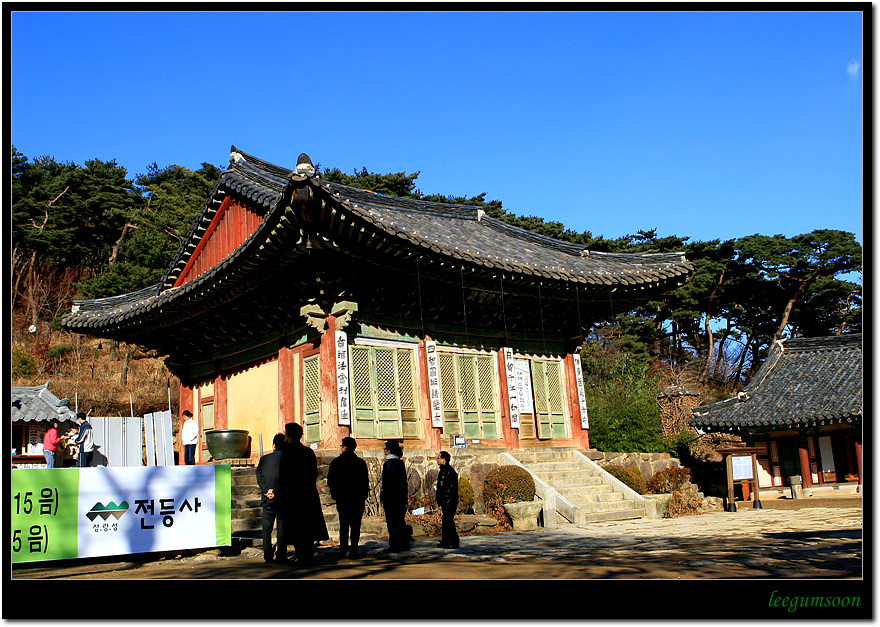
[62,147,693,464]
[691,334,862,489]
[12,383,77,466]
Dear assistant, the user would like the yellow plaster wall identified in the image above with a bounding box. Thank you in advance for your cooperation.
[227,360,279,453]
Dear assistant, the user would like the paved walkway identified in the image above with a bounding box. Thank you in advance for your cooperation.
[12,499,862,580]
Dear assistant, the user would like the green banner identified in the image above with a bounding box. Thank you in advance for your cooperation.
[12,466,231,564]
[11,469,81,562]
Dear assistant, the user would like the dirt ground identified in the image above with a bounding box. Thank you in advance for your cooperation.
[11,496,862,580]
[9,496,867,620]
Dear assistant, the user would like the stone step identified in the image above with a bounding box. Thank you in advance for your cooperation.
[231,516,262,532]
[532,472,605,487]
[569,499,642,514]
[232,484,261,497]
[513,450,574,463]
[232,497,263,510]
[523,461,583,473]
[576,507,646,524]
[566,493,628,506]
[231,469,257,486]
[231,506,262,520]
[554,483,614,496]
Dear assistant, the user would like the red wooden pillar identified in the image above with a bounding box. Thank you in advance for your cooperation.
[419,336,443,452]
[564,354,590,450]
[277,345,295,430]
[178,383,194,465]
[214,374,228,431]
[496,348,521,451]
[797,441,812,488]
[320,315,349,450]
[854,436,862,485]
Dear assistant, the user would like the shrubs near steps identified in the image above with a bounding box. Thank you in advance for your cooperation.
[482,465,536,527]
[457,476,475,514]
[646,466,706,518]
[602,464,647,495]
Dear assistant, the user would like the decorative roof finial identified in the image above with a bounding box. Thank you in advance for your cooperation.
[296,153,315,177]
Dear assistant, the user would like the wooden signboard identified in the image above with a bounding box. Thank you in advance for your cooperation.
[718,447,764,513]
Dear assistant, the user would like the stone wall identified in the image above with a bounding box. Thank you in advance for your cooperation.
[314,447,692,513]
[656,386,701,439]
[584,450,681,482]
[315,447,506,515]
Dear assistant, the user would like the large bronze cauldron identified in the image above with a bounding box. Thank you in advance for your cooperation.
[205,429,249,460]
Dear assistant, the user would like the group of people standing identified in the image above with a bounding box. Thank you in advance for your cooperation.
[256,422,328,565]
[257,429,461,565]
[41,413,94,468]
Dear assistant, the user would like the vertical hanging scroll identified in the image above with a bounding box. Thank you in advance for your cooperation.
[514,360,535,416]
[335,331,352,426]
[572,354,589,429]
[502,348,520,429]
[425,341,443,428]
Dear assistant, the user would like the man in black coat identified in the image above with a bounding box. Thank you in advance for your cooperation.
[380,439,410,552]
[279,422,328,566]
[256,433,287,563]
[435,450,460,549]
[327,436,369,559]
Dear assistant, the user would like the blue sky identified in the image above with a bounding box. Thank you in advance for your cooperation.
[11,10,864,248]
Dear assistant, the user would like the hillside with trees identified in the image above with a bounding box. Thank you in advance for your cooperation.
[11,147,862,451]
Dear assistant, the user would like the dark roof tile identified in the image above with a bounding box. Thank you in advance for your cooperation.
[12,384,77,423]
[691,334,862,430]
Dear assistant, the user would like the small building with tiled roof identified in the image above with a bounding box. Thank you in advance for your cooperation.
[12,383,77,466]
[62,147,693,463]
[691,333,862,490]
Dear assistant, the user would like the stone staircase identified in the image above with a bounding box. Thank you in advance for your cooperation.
[507,449,649,525]
[229,467,349,546]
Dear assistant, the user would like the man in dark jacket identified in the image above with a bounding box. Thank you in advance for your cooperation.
[435,450,460,549]
[380,439,410,552]
[327,436,369,559]
[256,433,286,563]
[279,422,328,566]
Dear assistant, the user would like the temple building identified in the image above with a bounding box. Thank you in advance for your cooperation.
[691,334,862,490]
[62,147,693,464]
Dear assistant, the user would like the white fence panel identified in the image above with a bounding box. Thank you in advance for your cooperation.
[87,416,144,467]
[144,413,156,466]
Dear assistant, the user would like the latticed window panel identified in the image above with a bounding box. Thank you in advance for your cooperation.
[458,356,477,411]
[531,359,569,440]
[350,346,372,409]
[476,356,496,411]
[303,355,321,443]
[397,350,415,409]
[438,353,458,410]
[200,402,214,446]
[437,351,499,439]
[374,348,397,408]
[546,361,564,414]
[531,361,549,414]
[303,355,321,415]
[349,344,418,440]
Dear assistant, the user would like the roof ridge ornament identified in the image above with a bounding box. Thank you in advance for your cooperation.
[229,146,244,165]
[295,153,316,177]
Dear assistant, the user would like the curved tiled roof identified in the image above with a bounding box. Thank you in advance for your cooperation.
[12,384,77,423]
[62,146,693,335]
[313,176,691,287]
[690,334,862,432]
